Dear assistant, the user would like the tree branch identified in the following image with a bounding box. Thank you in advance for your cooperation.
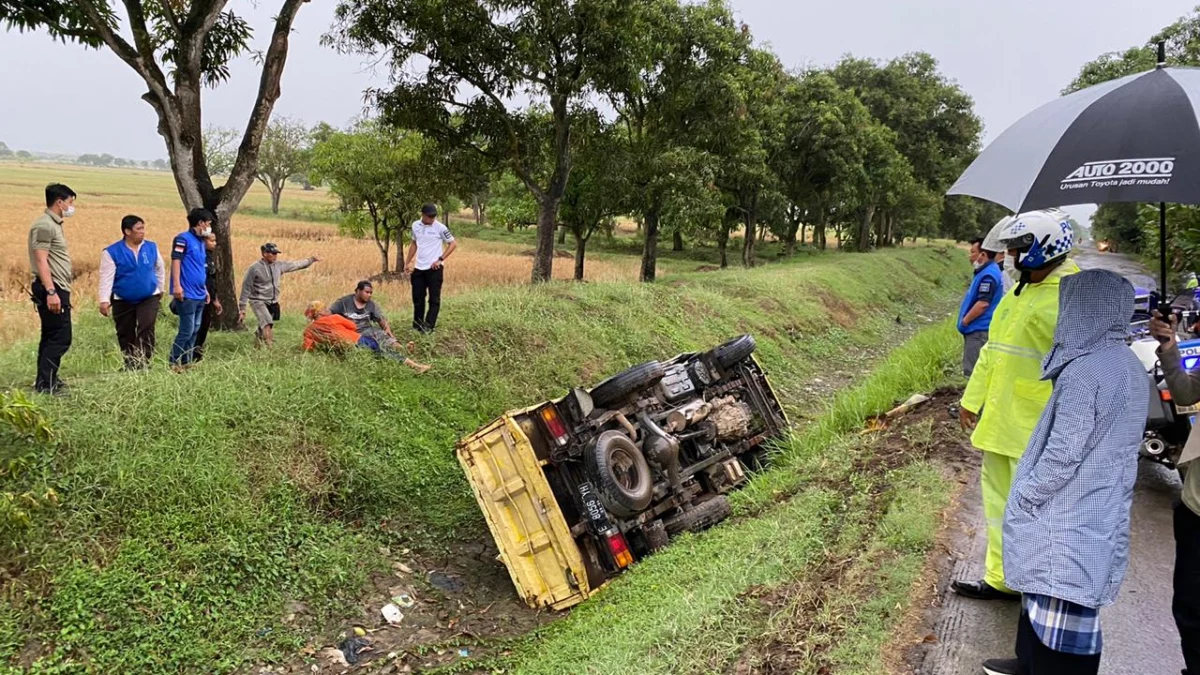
[218,0,305,212]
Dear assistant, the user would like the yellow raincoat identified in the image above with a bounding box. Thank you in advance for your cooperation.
[960,259,1080,592]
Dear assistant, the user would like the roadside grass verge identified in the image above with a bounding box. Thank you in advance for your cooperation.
[0,246,962,673]
[487,320,961,675]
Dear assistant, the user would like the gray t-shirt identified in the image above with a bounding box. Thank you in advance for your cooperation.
[329,294,385,333]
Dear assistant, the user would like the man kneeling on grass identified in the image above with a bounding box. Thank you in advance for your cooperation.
[303,301,430,373]
[982,269,1147,675]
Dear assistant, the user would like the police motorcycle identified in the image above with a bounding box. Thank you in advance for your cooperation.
[1130,274,1200,470]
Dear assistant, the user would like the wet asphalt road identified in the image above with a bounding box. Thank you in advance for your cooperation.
[916,246,1186,675]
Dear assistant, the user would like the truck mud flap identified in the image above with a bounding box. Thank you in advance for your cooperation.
[456,416,591,610]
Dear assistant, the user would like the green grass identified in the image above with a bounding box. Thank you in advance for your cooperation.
[0,246,964,673]
[488,320,962,675]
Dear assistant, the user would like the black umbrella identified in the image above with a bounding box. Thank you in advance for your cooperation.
[949,43,1199,297]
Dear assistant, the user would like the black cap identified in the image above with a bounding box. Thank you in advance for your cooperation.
[421,203,438,217]
[261,242,282,254]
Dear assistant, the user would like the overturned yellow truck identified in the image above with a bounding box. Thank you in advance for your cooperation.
[456,335,789,610]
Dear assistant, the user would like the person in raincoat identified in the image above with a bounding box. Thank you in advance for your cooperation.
[954,209,1080,601]
[980,269,1147,675]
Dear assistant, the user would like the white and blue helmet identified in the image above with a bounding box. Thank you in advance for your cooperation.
[996,209,1075,271]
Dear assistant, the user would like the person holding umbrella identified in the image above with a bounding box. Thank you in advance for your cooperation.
[955,210,1079,602]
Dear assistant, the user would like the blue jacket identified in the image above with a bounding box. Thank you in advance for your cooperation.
[105,240,159,303]
[1002,269,1148,609]
[171,229,208,301]
[958,261,1002,335]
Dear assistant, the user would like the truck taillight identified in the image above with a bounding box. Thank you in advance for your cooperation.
[539,405,570,447]
[606,530,634,569]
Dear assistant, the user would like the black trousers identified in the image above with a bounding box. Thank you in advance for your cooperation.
[32,281,72,391]
[411,267,444,330]
[112,296,160,369]
[1176,502,1200,673]
[193,301,215,361]
[1015,604,1101,675]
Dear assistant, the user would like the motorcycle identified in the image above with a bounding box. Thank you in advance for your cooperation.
[1129,283,1200,471]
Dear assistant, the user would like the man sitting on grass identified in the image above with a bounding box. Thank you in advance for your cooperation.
[303,301,430,373]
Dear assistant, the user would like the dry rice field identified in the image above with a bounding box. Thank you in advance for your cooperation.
[0,162,641,343]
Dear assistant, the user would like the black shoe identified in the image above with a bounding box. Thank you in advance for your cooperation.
[951,579,1019,601]
[34,383,69,397]
[982,658,1021,675]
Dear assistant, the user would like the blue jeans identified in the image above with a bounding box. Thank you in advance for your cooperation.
[170,298,206,365]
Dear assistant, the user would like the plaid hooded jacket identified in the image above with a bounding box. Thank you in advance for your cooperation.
[1002,269,1148,609]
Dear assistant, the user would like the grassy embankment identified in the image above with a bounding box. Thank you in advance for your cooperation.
[0,244,963,674]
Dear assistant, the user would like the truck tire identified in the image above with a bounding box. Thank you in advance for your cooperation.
[711,335,756,369]
[585,430,654,518]
[643,519,669,552]
[664,495,732,535]
[591,361,665,408]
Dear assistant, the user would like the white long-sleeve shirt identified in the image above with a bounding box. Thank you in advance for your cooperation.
[98,241,166,303]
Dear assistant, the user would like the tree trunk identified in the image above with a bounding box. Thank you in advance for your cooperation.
[395,227,406,274]
[640,205,661,282]
[374,217,391,275]
[558,225,568,245]
[672,230,684,252]
[472,195,482,226]
[718,226,730,269]
[742,201,758,268]
[271,186,282,214]
[531,197,560,283]
[574,232,587,281]
[857,205,876,253]
[800,223,807,248]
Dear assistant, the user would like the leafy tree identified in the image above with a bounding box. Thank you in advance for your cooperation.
[772,70,874,254]
[255,117,311,214]
[310,122,451,275]
[605,0,748,280]
[15,150,31,160]
[152,158,168,171]
[487,172,539,233]
[98,153,114,166]
[0,0,309,328]
[329,0,651,283]
[832,53,981,239]
[1092,203,1145,253]
[202,126,239,177]
[0,141,11,158]
[712,48,788,267]
[558,118,629,280]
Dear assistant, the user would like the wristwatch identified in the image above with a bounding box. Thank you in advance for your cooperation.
[46,288,57,296]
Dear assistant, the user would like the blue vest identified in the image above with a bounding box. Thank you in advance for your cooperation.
[105,240,159,303]
[171,230,208,301]
[958,261,1002,335]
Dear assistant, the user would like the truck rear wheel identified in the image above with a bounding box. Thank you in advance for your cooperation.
[664,495,732,535]
[591,361,665,408]
[585,430,654,518]
[711,335,756,369]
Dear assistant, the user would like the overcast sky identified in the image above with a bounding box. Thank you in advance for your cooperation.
[0,0,1196,221]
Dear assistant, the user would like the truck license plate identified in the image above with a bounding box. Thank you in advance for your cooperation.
[578,482,611,532]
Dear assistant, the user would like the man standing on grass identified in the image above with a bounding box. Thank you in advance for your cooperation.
[28,183,77,395]
[169,208,214,371]
[98,215,166,370]
[954,209,1078,602]
[958,236,1002,377]
[237,242,322,347]
[193,231,221,362]
[404,203,457,334]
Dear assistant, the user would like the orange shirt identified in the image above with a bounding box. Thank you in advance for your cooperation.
[302,314,361,351]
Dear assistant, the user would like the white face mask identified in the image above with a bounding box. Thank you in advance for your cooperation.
[63,205,75,218]
[199,226,212,237]
[972,259,985,270]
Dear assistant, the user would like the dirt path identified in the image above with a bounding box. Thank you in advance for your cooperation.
[912,246,1186,675]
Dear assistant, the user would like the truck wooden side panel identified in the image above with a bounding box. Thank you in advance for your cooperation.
[455,415,592,610]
